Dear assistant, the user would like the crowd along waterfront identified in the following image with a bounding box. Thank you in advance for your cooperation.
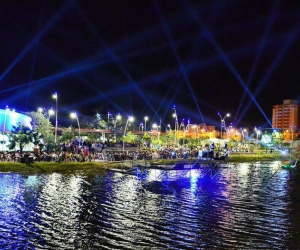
[1,160,300,249]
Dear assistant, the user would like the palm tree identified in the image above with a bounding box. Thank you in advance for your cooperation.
[6,123,39,154]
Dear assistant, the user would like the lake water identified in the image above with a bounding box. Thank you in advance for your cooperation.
[1,161,300,249]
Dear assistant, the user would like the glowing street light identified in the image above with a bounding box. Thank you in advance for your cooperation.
[123,116,134,151]
[240,128,247,141]
[167,124,171,131]
[290,125,296,147]
[152,123,161,144]
[144,116,148,131]
[172,106,179,145]
[180,119,185,130]
[218,112,230,139]
[107,112,114,129]
[47,108,54,141]
[114,114,121,128]
[139,123,144,131]
[254,127,261,147]
[113,113,121,141]
[52,92,58,143]
[243,128,247,140]
[70,112,80,138]
[3,105,10,134]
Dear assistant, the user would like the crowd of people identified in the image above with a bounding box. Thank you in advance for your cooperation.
[0,139,229,163]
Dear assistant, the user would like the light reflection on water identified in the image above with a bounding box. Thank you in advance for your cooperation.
[0,161,300,249]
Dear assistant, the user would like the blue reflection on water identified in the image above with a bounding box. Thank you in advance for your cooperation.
[0,163,299,249]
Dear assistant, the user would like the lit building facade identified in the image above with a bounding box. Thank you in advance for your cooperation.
[272,99,299,129]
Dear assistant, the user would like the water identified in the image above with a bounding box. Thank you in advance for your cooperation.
[1,161,300,249]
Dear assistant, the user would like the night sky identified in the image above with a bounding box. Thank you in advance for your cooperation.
[1,1,300,131]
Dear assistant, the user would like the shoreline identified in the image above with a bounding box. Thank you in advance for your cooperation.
[0,152,299,174]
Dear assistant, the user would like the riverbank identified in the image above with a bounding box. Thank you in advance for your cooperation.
[0,152,299,173]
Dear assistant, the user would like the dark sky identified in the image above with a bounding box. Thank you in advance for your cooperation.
[1,0,300,130]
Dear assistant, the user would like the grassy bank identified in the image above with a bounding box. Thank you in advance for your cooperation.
[0,161,123,174]
[0,152,296,174]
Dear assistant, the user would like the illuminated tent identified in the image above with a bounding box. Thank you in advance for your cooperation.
[0,108,32,132]
[0,109,32,151]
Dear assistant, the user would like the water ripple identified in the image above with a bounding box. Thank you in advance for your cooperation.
[0,163,299,248]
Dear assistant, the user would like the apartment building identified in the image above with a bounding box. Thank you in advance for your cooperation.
[272,99,300,129]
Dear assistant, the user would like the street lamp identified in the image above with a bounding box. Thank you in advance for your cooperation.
[144,116,148,131]
[52,92,58,143]
[113,113,121,141]
[167,124,171,131]
[254,127,261,147]
[139,123,144,131]
[290,125,296,147]
[243,128,247,140]
[180,119,185,130]
[218,112,230,139]
[47,108,54,141]
[70,112,80,138]
[152,123,160,142]
[123,116,134,151]
[107,112,114,129]
[172,106,178,145]
[3,105,10,134]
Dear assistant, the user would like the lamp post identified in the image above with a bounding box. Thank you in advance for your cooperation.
[172,106,178,146]
[289,126,296,148]
[47,108,54,141]
[139,123,144,131]
[70,112,80,138]
[152,123,160,142]
[180,119,185,130]
[167,124,171,131]
[113,113,121,141]
[123,116,134,151]
[144,116,148,131]
[243,128,247,140]
[52,92,58,143]
[254,127,261,148]
[218,112,230,139]
[3,106,10,134]
[107,112,113,129]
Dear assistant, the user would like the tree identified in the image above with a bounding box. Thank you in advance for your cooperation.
[123,131,137,143]
[142,132,151,142]
[95,113,108,129]
[6,123,40,154]
[24,111,54,143]
[60,127,75,142]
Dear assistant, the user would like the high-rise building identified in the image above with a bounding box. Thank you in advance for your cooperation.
[272,99,299,129]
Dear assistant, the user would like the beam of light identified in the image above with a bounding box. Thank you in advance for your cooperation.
[189,8,272,127]
[234,0,279,124]
[25,0,47,111]
[0,1,71,82]
[74,6,160,120]
[0,58,107,105]
[238,21,300,124]
[149,1,224,126]
[2,5,292,119]
[1,27,289,116]
[33,43,127,115]
[155,1,206,124]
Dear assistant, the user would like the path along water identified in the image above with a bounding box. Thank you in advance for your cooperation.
[1,161,300,249]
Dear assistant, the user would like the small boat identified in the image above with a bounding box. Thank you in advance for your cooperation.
[282,160,296,169]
